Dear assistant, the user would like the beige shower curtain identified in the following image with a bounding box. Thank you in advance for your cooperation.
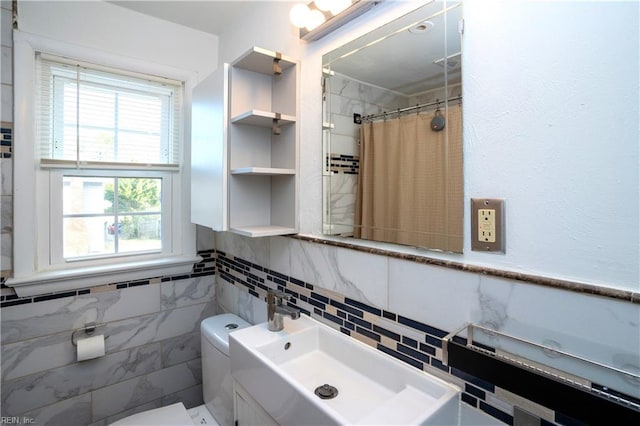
[354,106,463,252]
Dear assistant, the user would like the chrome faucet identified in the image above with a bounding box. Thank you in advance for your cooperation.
[267,289,301,331]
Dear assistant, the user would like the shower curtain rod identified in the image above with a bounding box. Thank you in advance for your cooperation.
[361,95,462,123]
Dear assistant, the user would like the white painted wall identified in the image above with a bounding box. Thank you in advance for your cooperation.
[218,0,639,291]
[462,0,639,290]
[18,0,218,82]
[18,0,638,291]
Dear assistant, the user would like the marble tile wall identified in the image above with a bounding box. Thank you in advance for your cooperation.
[325,170,358,236]
[0,250,216,425]
[215,232,640,425]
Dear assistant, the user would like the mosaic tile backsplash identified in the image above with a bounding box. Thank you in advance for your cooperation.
[328,153,359,175]
[216,249,640,426]
[0,123,12,158]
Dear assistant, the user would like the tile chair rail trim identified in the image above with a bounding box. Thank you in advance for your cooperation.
[290,234,639,304]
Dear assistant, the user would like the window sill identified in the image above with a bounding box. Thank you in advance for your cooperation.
[5,255,202,297]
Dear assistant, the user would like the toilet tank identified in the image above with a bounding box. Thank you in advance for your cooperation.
[201,313,251,426]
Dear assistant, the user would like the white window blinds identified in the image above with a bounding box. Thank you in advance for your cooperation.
[36,53,183,170]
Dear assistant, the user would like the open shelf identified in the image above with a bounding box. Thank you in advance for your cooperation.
[230,225,297,238]
[231,109,296,127]
[232,47,297,75]
[231,167,295,175]
[229,173,295,237]
[228,49,298,237]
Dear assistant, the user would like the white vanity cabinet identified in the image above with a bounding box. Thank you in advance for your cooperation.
[234,381,279,426]
[191,47,299,237]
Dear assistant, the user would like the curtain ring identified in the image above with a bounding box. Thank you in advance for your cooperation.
[415,104,420,115]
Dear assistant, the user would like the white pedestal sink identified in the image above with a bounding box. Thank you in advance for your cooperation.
[230,315,461,425]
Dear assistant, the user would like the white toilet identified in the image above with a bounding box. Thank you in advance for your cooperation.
[111,313,251,426]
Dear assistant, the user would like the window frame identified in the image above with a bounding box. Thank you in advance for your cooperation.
[8,31,199,297]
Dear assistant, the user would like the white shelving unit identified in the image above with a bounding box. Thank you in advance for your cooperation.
[229,47,298,237]
[191,47,299,237]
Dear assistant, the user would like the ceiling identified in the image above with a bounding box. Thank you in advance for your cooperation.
[109,1,461,97]
[108,1,264,36]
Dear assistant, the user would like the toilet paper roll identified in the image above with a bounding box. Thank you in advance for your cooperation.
[77,334,105,361]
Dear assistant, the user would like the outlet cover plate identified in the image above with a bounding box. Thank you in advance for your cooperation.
[471,198,505,253]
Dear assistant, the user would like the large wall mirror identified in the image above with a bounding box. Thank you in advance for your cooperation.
[322,1,463,253]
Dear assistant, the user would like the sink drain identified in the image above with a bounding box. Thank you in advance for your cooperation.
[314,384,339,400]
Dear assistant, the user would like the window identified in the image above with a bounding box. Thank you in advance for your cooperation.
[35,54,182,264]
[37,54,180,263]
[9,34,198,296]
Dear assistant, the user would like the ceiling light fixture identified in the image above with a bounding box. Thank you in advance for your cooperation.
[289,3,311,28]
[290,0,384,42]
[306,8,327,31]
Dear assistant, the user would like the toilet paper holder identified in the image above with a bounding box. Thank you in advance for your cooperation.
[71,322,108,346]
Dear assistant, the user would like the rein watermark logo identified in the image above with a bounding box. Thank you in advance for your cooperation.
[1,417,36,424]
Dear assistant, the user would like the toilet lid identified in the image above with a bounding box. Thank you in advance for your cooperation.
[109,402,194,426]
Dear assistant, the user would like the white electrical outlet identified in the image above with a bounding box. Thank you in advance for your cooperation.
[478,209,496,243]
